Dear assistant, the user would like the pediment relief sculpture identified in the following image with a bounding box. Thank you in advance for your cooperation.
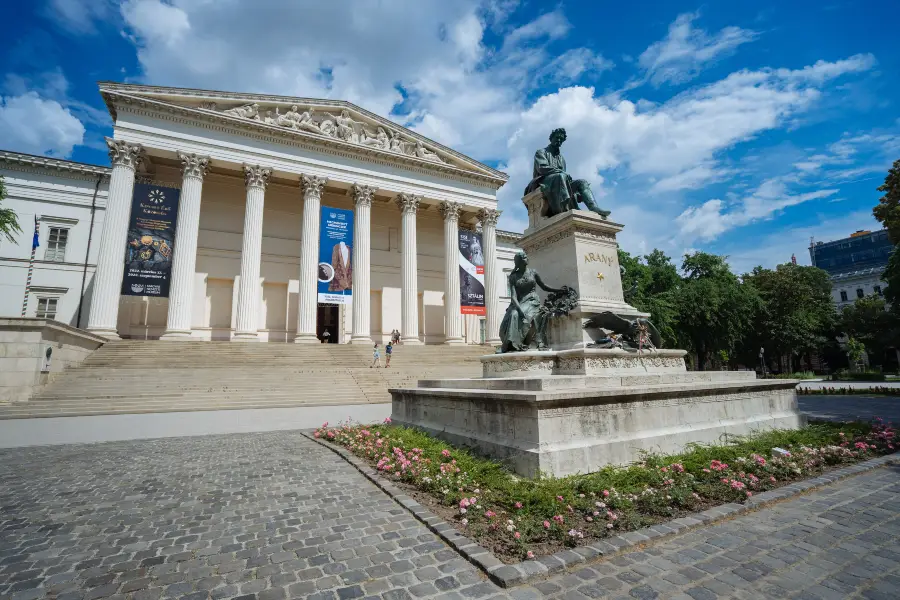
[213,102,446,164]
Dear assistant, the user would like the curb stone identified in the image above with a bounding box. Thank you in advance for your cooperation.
[300,430,898,589]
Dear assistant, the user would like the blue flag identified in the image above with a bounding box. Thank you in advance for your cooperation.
[32,217,39,250]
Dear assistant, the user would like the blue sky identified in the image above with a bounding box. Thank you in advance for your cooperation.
[3,0,898,273]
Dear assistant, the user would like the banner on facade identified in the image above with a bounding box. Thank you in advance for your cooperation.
[459,230,486,315]
[121,182,180,297]
[317,206,354,304]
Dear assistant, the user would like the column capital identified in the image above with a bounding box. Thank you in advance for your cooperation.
[301,174,328,199]
[478,207,502,227]
[395,192,421,214]
[243,164,271,189]
[178,151,210,180]
[351,184,376,207]
[438,201,462,222]
[105,138,144,170]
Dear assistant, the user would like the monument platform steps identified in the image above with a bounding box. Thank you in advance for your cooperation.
[0,341,487,419]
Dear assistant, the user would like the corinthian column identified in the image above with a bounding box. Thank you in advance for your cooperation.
[479,208,502,346]
[233,165,271,341]
[87,138,144,338]
[350,184,375,344]
[293,174,328,343]
[439,201,464,345]
[161,152,210,340]
[396,193,422,345]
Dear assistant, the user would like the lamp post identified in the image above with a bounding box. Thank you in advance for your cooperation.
[759,347,766,379]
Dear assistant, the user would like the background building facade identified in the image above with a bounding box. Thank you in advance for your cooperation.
[809,229,892,310]
[0,83,519,344]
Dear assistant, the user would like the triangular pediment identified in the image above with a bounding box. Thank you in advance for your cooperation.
[98,82,507,187]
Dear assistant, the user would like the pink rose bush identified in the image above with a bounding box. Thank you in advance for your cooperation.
[313,418,896,561]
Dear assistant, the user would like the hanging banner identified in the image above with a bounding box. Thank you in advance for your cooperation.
[318,206,354,304]
[122,182,180,297]
[459,230,486,315]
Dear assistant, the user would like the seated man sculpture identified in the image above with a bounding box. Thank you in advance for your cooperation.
[524,128,611,219]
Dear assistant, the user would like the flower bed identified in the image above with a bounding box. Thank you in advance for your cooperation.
[798,386,899,395]
[314,418,896,562]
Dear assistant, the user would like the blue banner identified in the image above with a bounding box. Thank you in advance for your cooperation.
[122,182,180,297]
[317,206,354,304]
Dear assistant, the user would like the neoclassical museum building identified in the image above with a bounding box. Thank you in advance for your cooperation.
[0,83,519,344]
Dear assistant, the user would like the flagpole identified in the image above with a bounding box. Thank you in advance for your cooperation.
[22,215,40,317]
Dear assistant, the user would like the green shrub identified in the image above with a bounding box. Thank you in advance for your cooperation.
[773,371,817,380]
[832,369,885,382]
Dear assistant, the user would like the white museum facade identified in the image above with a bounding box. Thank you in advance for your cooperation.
[0,83,520,344]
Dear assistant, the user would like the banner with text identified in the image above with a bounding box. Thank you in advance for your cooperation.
[318,206,354,304]
[459,230,486,315]
[122,182,180,297]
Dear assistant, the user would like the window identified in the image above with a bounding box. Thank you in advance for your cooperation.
[874,285,882,296]
[45,228,69,262]
[856,288,865,299]
[840,290,848,302]
[36,297,58,320]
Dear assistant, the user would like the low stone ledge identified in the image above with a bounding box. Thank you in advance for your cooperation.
[301,430,898,589]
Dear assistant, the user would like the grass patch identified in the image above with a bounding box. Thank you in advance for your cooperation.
[315,418,896,562]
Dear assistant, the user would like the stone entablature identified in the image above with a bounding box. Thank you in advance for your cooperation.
[0,150,110,182]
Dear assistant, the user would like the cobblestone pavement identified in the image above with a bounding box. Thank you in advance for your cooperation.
[1,432,898,600]
[799,395,900,424]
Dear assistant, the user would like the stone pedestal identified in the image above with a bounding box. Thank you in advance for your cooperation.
[391,194,805,478]
[520,195,646,350]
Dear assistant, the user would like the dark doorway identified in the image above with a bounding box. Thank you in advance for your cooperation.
[317,305,339,343]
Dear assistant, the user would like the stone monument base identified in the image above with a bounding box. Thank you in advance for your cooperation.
[390,350,804,477]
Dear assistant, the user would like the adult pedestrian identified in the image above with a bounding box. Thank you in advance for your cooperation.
[371,343,381,368]
[385,341,393,368]
[321,328,331,344]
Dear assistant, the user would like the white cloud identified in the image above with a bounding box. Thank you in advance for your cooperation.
[109,1,877,252]
[0,92,85,157]
[675,178,838,242]
[45,0,116,34]
[637,12,758,87]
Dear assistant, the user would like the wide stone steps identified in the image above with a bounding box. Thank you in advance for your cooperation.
[1,340,488,419]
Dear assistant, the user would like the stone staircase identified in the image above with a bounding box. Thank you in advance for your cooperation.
[0,341,489,419]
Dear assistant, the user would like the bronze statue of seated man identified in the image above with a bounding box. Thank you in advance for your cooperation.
[523,128,611,219]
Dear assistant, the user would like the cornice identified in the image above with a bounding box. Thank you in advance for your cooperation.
[0,150,110,181]
[99,85,508,188]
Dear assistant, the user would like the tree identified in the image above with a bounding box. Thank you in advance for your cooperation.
[0,175,22,244]
[839,295,900,367]
[873,159,900,307]
[742,263,836,372]
[617,248,680,347]
[673,252,759,370]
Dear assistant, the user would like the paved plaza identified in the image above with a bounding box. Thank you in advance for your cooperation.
[1,395,898,600]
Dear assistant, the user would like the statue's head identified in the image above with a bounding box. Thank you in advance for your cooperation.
[514,251,528,268]
[549,128,567,146]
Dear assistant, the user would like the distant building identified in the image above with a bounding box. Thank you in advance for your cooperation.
[809,229,893,310]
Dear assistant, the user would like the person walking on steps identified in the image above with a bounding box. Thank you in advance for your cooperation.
[371,343,381,368]
[385,341,393,368]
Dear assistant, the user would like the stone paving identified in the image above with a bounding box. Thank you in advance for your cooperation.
[1,426,898,599]
[799,395,899,424]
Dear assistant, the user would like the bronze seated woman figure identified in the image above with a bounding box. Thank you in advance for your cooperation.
[498,251,570,353]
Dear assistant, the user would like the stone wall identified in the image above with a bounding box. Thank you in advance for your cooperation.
[0,318,105,404]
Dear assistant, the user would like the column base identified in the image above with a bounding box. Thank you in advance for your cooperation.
[233,332,260,342]
[86,327,121,340]
[293,333,320,344]
[350,335,373,345]
[444,336,465,346]
[160,329,193,340]
[400,337,424,345]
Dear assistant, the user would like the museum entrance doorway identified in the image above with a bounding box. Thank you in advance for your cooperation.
[316,304,339,343]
